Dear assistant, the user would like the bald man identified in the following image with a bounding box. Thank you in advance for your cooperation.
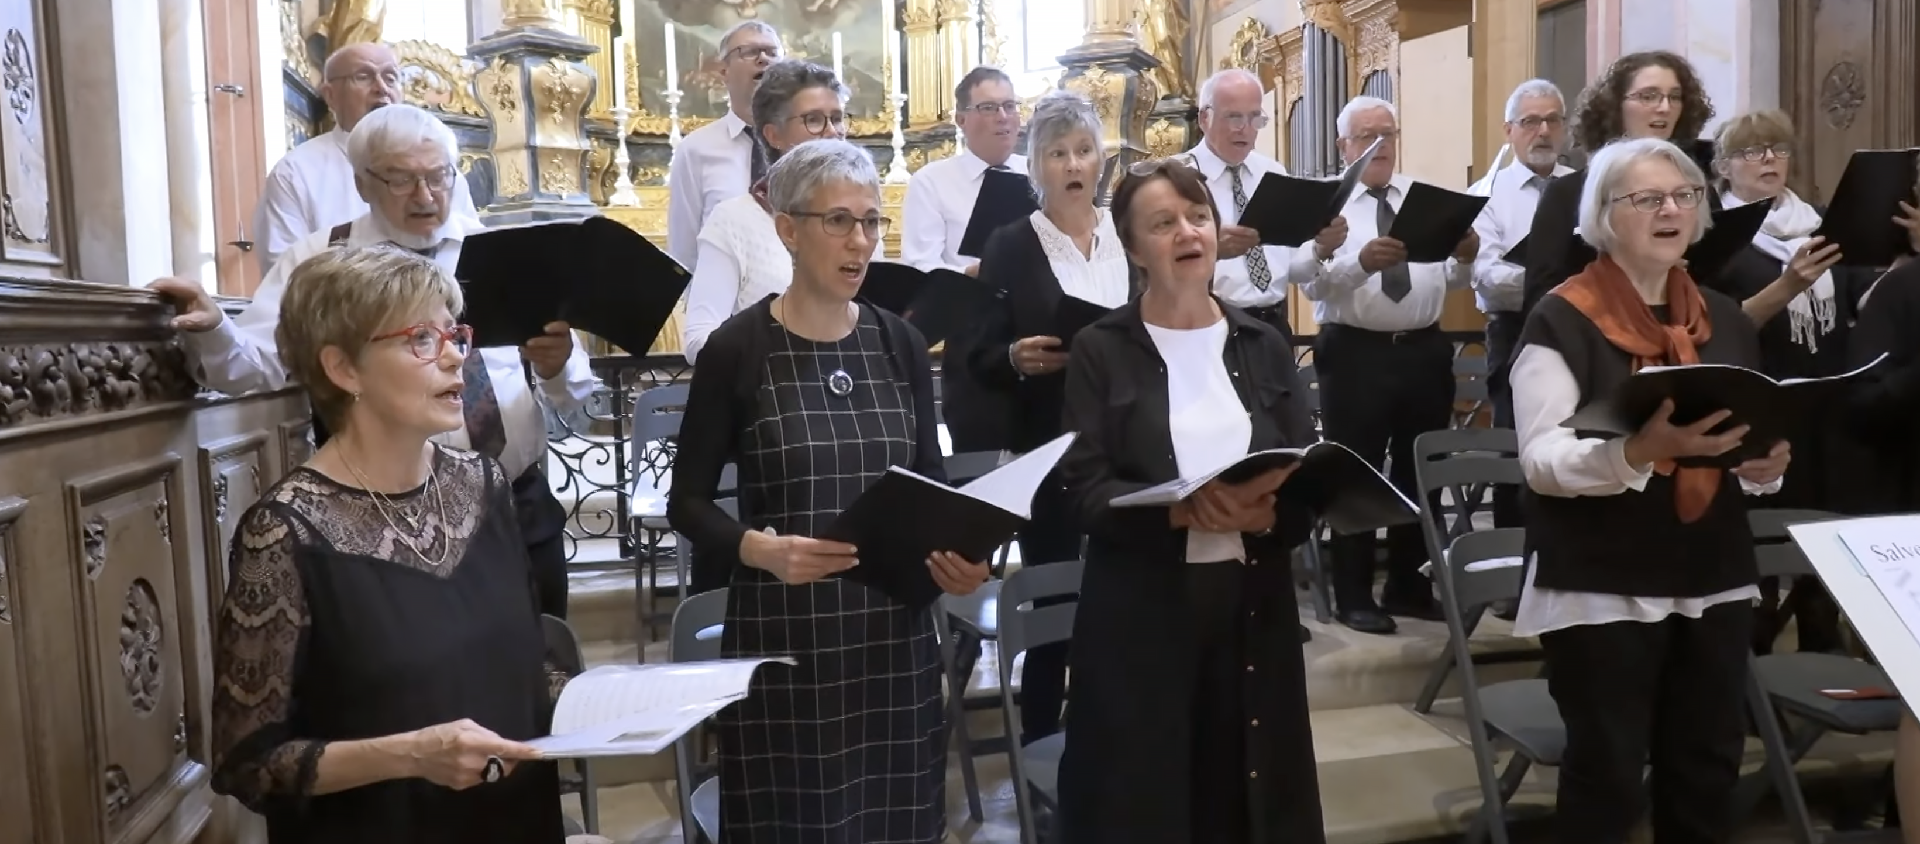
[252,43,480,271]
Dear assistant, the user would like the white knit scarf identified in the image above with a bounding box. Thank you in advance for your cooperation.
[1721,188,1835,352]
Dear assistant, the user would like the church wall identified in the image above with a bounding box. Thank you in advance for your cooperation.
[1397,26,1472,189]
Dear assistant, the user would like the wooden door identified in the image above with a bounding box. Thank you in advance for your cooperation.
[1780,0,1919,202]
[202,0,268,296]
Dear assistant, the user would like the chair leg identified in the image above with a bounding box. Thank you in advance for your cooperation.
[937,613,984,822]
[673,737,699,844]
[1414,605,1486,714]
[1303,528,1334,623]
[577,760,600,835]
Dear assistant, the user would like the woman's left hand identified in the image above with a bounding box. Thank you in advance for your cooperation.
[927,551,991,596]
[1732,440,1791,486]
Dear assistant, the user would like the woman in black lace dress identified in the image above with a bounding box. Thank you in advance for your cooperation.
[208,246,565,843]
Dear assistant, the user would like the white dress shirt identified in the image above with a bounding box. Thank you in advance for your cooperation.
[900,149,1030,271]
[665,111,755,269]
[1147,319,1251,564]
[1470,160,1574,314]
[250,128,482,274]
[1298,174,1473,332]
[680,194,794,363]
[1185,143,1326,308]
[183,213,599,479]
[1508,342,1774,637]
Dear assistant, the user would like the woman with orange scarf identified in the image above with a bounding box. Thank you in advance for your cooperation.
[1508,137,1792,844]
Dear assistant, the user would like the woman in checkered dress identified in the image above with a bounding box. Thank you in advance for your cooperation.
[666,139,993,843]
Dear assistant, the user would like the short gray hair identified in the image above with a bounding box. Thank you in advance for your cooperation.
[1504,79,1566,122]
[1198,68,1263,110]
[1578,137,1711,253]
[346,103,457,172]
[766,138,880,215]
[720,20,780,54]
[1336,96,1397,138]
[1024,90,1103,185]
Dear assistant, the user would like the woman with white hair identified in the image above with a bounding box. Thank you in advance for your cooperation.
[667,139,990,844]
[963,89,1132,746]
[680,59,854,366]
[1510,137,1789,844]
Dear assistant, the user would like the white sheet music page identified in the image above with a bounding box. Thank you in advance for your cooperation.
[957,432,1077,516]
[1108,448,1305,507]
[528,657,795,758]
[1837,519,1920,645]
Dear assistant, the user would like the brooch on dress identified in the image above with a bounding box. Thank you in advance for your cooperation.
[825,369,855,398]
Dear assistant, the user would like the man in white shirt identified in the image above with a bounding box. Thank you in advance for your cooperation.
[1185,68,1346,342]
[1301,96,1479,635]
[664,20,783,268]
[1471,79,1572,530]
[149,105,596,620]
[252,42,481,273]
[900,65,1027,453]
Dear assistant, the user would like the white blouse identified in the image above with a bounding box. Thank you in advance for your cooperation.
[1146,319,1251,564]
[1031,208,1132,309]
[680,195,794,363]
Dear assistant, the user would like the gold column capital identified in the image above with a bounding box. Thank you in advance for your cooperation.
[502,0,565,30]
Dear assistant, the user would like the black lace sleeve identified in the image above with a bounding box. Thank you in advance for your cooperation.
[209,503,324,814]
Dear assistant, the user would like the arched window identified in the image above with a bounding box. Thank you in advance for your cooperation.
[381,0,471,51]
[1006,0,1085,96]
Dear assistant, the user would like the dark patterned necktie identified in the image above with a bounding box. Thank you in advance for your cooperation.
[461,353,507,460]
[1230,165,1274,291]
[1367,186,1413,302]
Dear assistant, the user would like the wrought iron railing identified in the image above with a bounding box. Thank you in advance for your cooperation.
[544,353,689,564]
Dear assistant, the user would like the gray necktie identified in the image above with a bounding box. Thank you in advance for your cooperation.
[1525,174,1552,192]
[1367,186,1412,302]
[1229,165,1274,291]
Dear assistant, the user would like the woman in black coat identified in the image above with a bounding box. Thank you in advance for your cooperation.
[964,90,1133,745]
[1052,157,1322,844]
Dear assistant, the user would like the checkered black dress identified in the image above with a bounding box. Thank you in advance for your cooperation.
[716,307,947,844]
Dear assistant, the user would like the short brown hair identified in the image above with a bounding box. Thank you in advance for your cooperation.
[1571,50,1715,153]
[953,66,1012,111]
[1110,156,1223,256]
[274,245,464,432]
[1711,109,1796,186]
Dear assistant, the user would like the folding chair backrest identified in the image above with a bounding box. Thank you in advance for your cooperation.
[671,588,730,663]
[944,452,1002,486]
[1294,364,1320,413]
[1411,427,1522,497]
[1442,528,1529,610]
[1453,355,1490,403]
[633,383,690,444]
[1748,509,1843,580]
[541,614,587,676]
[997,560,1084,661]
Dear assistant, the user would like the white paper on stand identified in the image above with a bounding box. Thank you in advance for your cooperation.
[528,657,795,758]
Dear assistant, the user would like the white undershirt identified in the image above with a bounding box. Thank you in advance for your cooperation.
[1146,319,1251,564]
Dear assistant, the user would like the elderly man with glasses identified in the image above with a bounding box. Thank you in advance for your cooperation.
[252,43,481,273]
[148,104,596,622]
[666,20,785,268]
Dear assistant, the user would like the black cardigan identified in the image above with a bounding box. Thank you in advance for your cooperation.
[664,297,947,572]
[1520,164,1727,320]
[1840,260,1920,513]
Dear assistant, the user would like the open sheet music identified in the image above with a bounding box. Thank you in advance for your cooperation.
[1240,136,1383,248]
[823,433,1078,608]
[527,658,795,758]
[1107,441,1420,536]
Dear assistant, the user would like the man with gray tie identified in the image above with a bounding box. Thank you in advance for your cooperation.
[1300,96,1478,635]
[1470,79,1573,529]
[1185,68,1347,345]
[664,21,783,269]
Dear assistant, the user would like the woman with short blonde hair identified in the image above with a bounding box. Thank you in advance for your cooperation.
[211,246,566,843]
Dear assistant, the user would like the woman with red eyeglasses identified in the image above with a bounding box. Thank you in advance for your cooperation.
[207,246,573,843]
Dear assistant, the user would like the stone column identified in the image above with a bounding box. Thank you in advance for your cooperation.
[1588,0,1781,134]
[470,0,603,224]
[902,0,943,128]
[933,0,980,123]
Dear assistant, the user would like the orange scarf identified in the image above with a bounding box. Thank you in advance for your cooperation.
[1552,254,1721,522]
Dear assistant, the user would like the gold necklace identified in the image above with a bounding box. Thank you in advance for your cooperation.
[337,446,450,568]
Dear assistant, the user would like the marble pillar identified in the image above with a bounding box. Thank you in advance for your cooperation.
[471,3,603,224]
[160,0,217,286]
[1589,0,1780,133]
[55,0,174,284]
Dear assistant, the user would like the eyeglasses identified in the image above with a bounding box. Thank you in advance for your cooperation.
[1731,143,1794,161]
[727,44,782,62]
[328,68,401,88]
[370,323,474,362]
[1626,89,1684,107]
[1210,111,1270,131]
[365,167,457,196]
[790,211,892,238]
[1347,130,1399,146]
[1513,115,1566,131]
[964,101,1022,117]
[1126,154,1199,177]
[788,110,849,135]
[1611,186,1705,212]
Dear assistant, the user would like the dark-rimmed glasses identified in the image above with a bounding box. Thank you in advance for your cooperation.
[788,110,849,135]
[365,167,457,196]
[790,211,891,238]
[963,101,1022,117]
[1626,89,1684,107]
[371,323,473,361]
[1513,114,1565,131]
[1731,143,1794,162]
[1611,186,1705,213]
[727,44,782,62]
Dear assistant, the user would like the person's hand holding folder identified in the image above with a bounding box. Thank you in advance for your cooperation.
[1011,335,1069,376]
[926,551,991,596]
[741,528,859,585]
[1731,441,1792,488]
[1619,399,1751,472]
[1173,465,1297,534]
[521,321,576,380]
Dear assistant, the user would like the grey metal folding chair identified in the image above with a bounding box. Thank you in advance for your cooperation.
[996,559,1083,844]
[1409,428,1539,714]
[1452,355,1490,429]
[629,383,690,640]
[1733,509,1901,844]
[1291,363,1334,622]
[670,588,729,844]
[1432,529,1564,844]
[540,615,600,835]
[937,449,1010,822]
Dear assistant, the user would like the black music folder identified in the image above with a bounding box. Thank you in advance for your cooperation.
[1560,353,1887,468]
[858,262,1000,347]
[457,216,689,355]
[1108,441,1421,536]
[957,168,1040,259]
[821,434,1077,608]
[1240,136,1384,247]
[1502,235,1530,266]
[1387,182,1490,263]
[1812,149,1920,268]
[1050,294,1116,350]
[1681,200,1772,283]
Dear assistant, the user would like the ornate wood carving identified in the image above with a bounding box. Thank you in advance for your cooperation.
[120,578,164,715]
[199,431,272,612]
[103,764,131,823]
[1277,27,1306,107]
[0,341,197,431]
[1780,0,1919,201]
[1219,18,1277,93]
[392,40,486,118]
[1820,60,1867,128]
[0,0,64,268]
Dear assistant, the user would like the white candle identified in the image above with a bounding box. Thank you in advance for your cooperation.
[831,32,843,80]
[611,16,629,108]
[663,23,679,94]
[889,39,902,98]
